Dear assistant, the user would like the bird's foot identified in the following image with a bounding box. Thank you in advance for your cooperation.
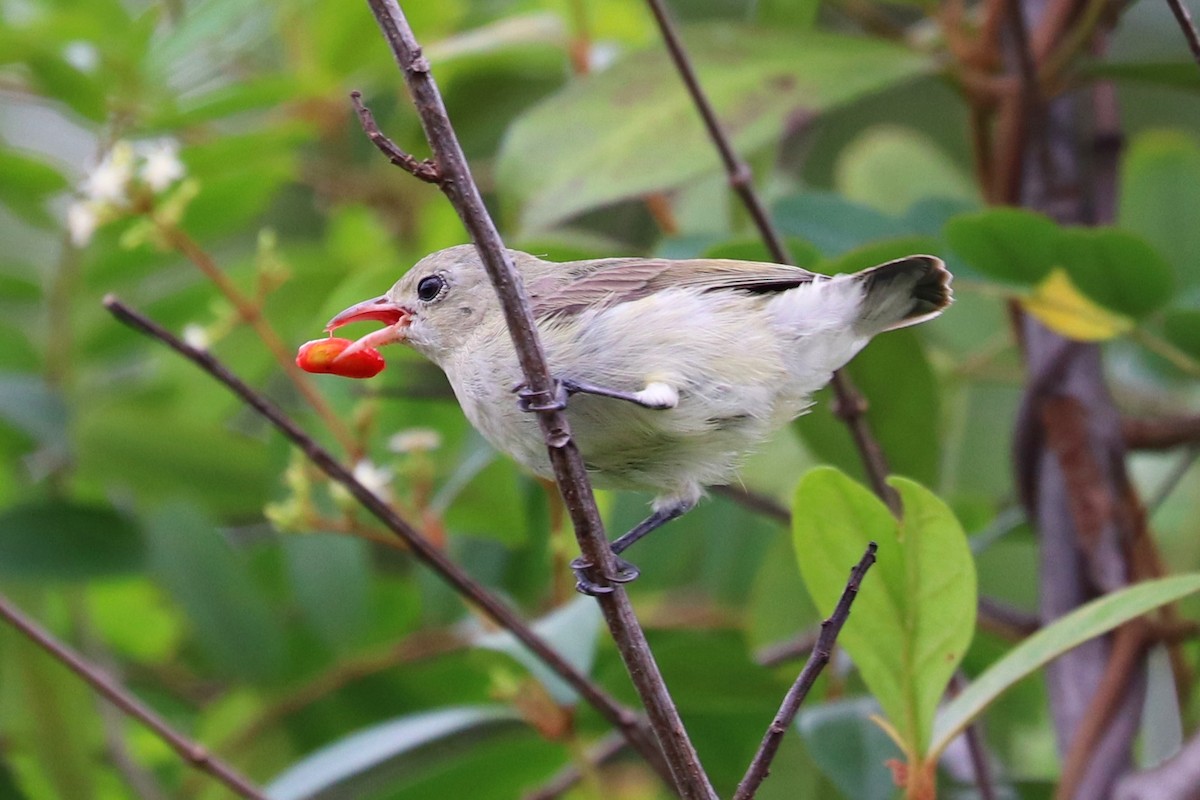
[513,380,569,413]
[513,377,677,413]
[570,555,641,596]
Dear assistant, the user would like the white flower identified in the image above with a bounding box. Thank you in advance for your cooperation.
[66,201,99,247]
[388,428,442,454]
[62,41,98,73]
[81,141,134,203]
[181,324,209,350]
[137,139,185,192]
[352,459,393,501]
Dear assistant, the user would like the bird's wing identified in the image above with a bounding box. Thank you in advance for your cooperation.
[530,258,820,318]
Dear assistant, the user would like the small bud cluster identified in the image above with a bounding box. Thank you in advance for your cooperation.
[67,139,189,247]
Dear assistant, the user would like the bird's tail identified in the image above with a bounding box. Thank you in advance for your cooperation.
[853,255,953,334]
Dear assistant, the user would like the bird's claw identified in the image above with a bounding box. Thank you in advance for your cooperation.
[570,555,641,596]
[514,380,569,413]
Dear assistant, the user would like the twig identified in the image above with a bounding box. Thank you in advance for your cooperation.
[0,591,266,800]
[523,731,629,800]
[361,2,715,796]
[156,223,359,456]
[1164,0,1200,66]
[1147,446,1200,512]
[1121,414,1200,450]
[711,484,790,525]
[101,296,672,789]
[350,95,441,183]
[732,542,878,800]
[641,0,900,514]
[952,673,998,800]
[218,630,464,755]
[755,629,821,668]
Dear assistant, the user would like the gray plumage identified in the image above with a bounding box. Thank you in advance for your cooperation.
[329,245,952,514]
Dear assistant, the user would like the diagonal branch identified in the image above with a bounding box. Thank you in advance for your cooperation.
[1164,0,1200,67]
[642,0,900,513]
[732,542,878,800]
[102,296,673,789]
[0,591,266,800]
[361,2,715,796]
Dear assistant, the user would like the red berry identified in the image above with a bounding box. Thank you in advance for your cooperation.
[296,338,386,379]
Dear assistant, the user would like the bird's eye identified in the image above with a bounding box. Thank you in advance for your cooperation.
[416,275,446,302]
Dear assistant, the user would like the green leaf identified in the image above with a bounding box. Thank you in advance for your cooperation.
[283,535,371,652]
[1119,130,1200,291]
[795,329,941,486]
[1057,228,1174,319]
[1163,309,1200,358]
[498,25,930,232]
[146,502,286,682]
[264,706,525,800]
[77,406,272,516]
[0,501,144,581]
[792,469,976,755]
[0,149,69,227]
[1082,61,1200,91]
[943,208,1060,284]
[0,372,69,458]
[702,237,822,269]
[773,191,911,257]
[86,579,183,663]
[147,75,299,128]
[834,125,978,216]
[797,697,902,800]
[475,597,602,705]
[756,0,822,28]
[6,610,100,799]
[26,53,106,121]
[930,573,1200,759]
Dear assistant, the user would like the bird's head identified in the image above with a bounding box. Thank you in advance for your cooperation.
[325,244,505,364]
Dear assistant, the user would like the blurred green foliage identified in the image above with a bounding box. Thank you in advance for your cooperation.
[1,0,1199,798]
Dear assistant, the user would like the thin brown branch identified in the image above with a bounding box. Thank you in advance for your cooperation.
[350,92,441,182]
[156,223,359,456]
[641,0,900,514]
[361,2,715,795]
[754,629,822,668]
[101,296,673,789]
[0,591,267,800]
[732,542,877,800]
[952,673,999,800]
[523,732,629,800]
[1121,414,1200,450]
[711,484,790,525]
[1055,624,1149,800]
[218,630,464,756]
[1164,0,1200,65]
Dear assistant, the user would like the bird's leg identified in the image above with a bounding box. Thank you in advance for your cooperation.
[571,498,695,596]
[561,378,679,410]
[514,377,678,412]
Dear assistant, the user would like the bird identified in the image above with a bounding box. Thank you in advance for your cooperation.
[325,244,952,593]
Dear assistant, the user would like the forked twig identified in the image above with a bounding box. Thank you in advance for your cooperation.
[732,542,878,800]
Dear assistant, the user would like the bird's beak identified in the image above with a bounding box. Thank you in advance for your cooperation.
[325,295,412,354]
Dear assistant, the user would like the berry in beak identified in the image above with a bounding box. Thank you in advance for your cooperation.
[324,295,412,355]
